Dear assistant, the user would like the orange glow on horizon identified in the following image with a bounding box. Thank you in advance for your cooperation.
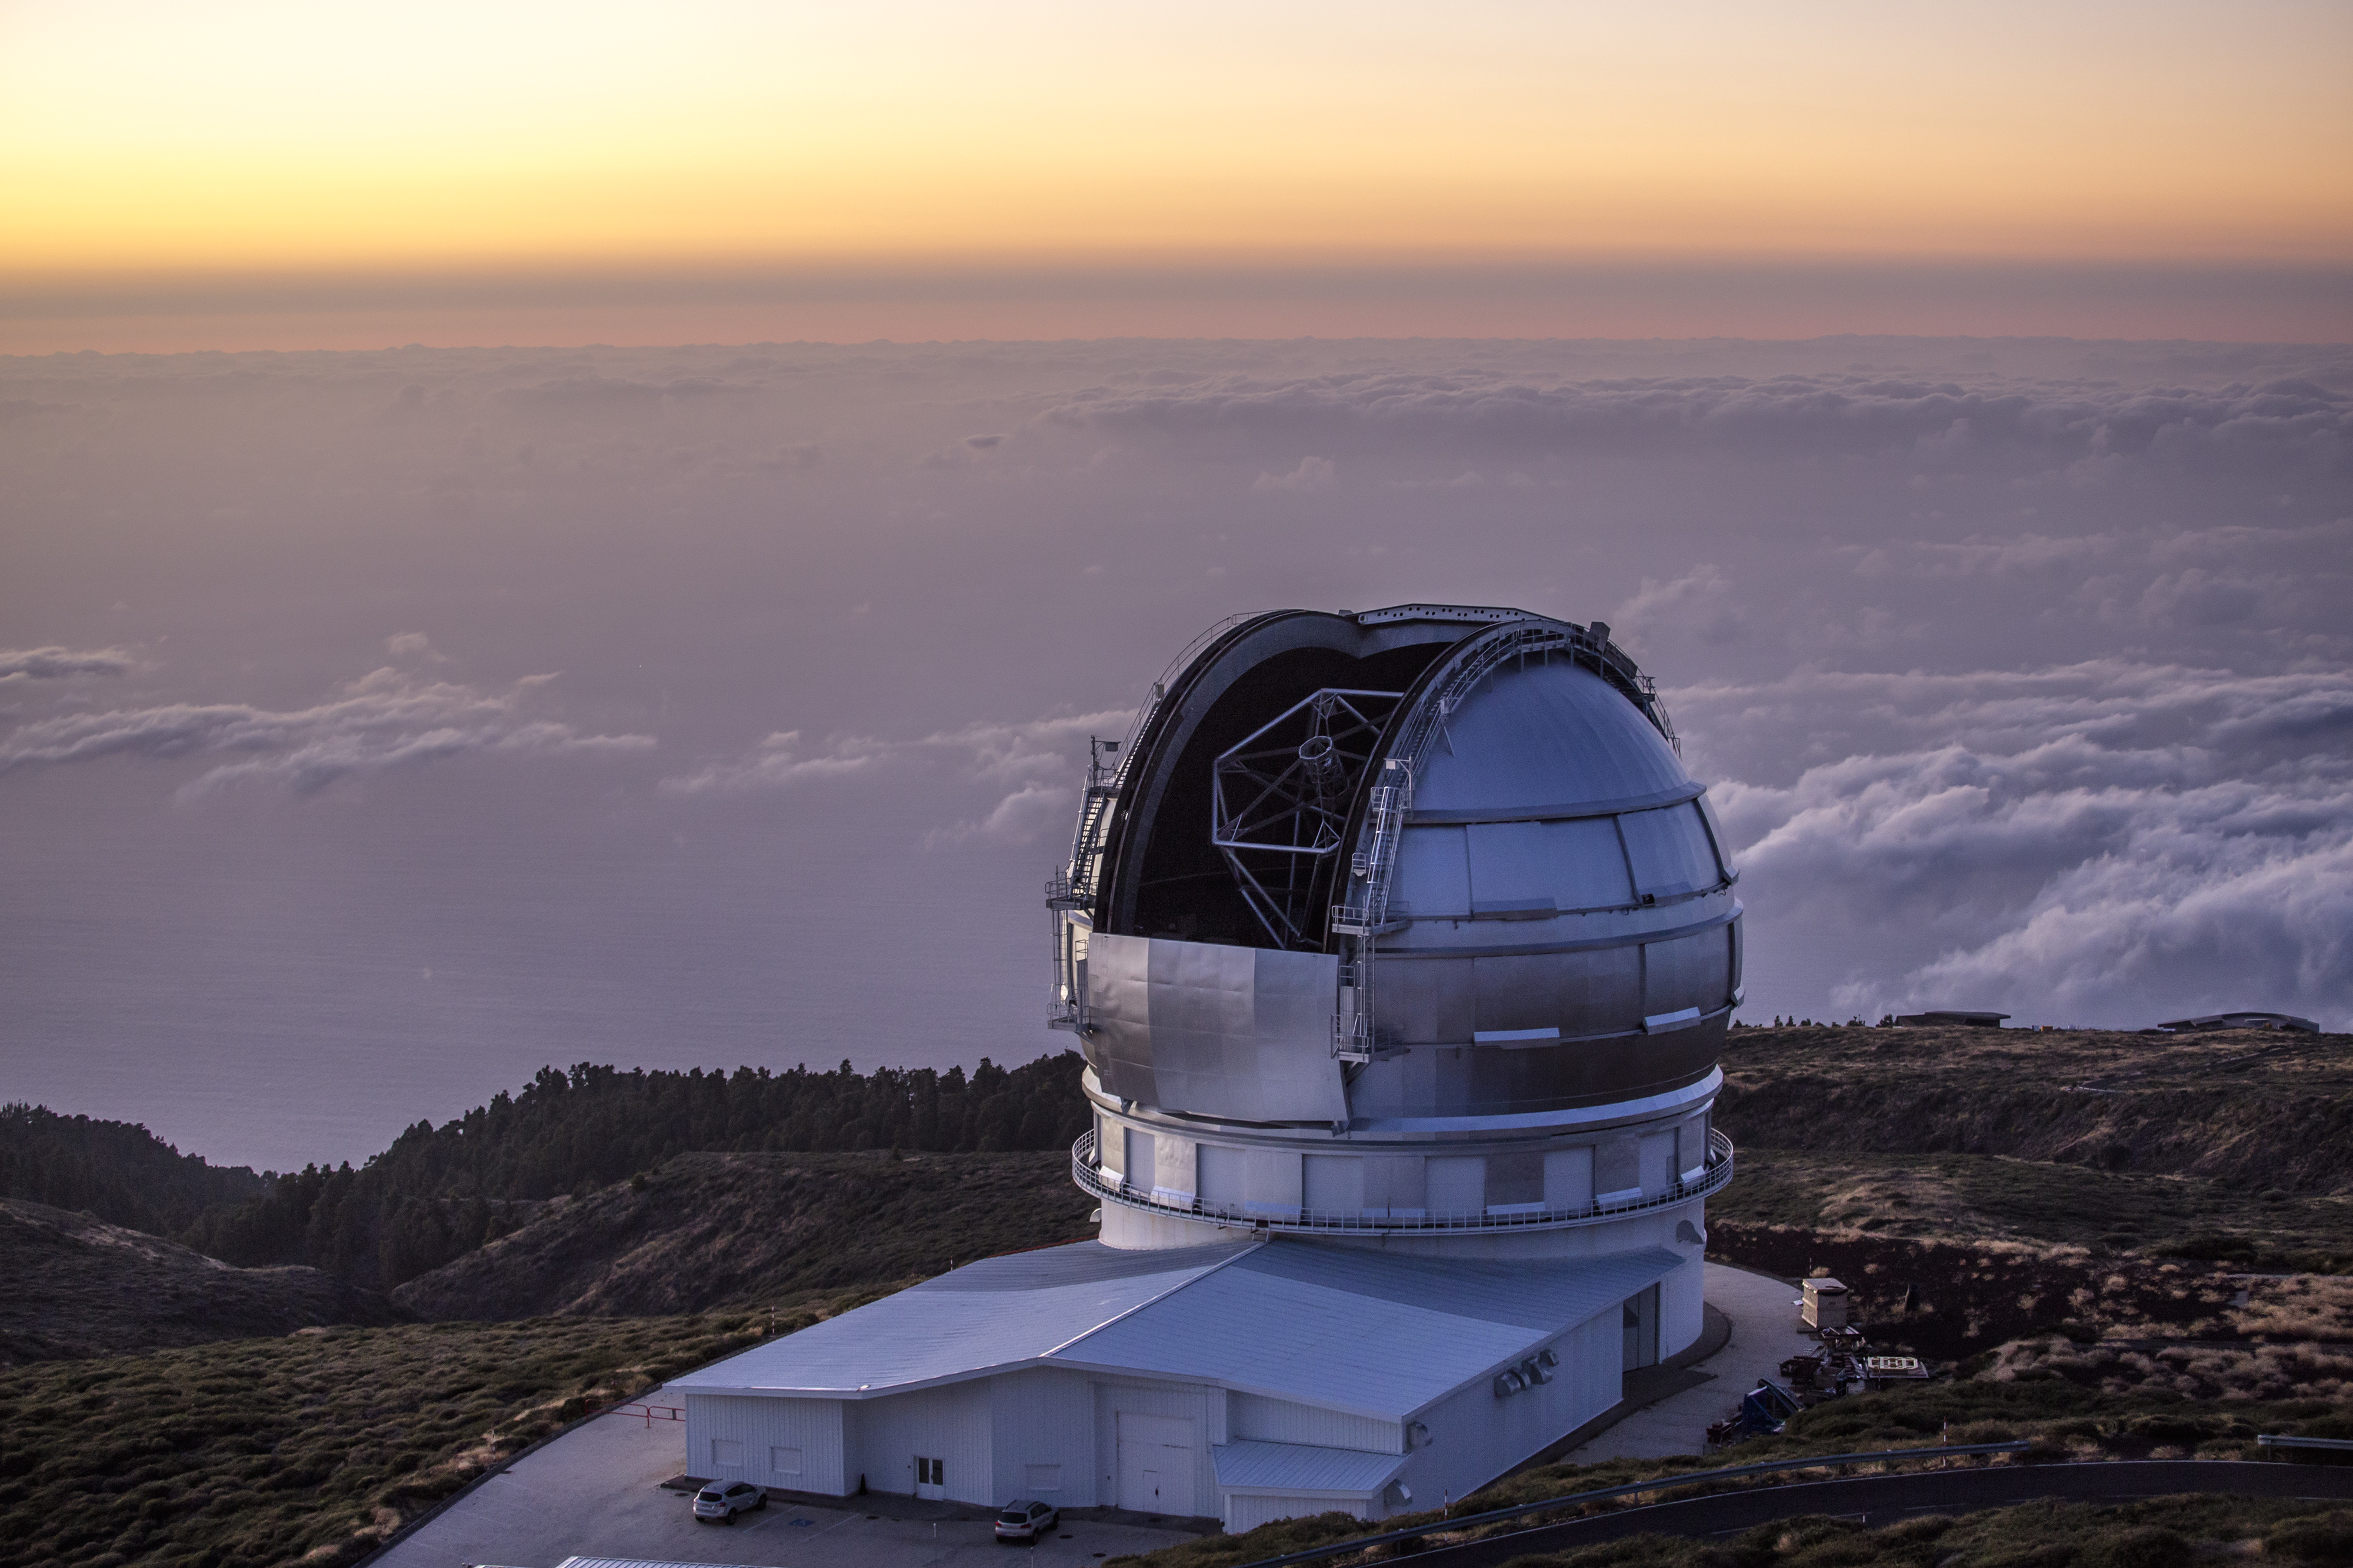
[3,2,2347,345]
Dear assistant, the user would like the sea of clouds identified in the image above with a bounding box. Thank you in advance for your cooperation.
[2,335,2346,1167]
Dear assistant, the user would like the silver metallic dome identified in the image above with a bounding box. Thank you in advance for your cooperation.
[1049,605,1742,1133]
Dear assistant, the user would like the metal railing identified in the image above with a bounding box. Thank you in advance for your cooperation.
[1075,1128,1734,1237]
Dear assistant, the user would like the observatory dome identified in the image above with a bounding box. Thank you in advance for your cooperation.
[1051,606,1739,1276]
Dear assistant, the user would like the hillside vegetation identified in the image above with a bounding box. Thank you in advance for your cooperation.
[392,1149,1095,1320]
[0,1199,399,1365]
[5,1050,1092,1294]
[0,1312,784,1568]
[1712,1023,2353,1270]
[0,1105,264,1237]
[1716,1022,2353,1192]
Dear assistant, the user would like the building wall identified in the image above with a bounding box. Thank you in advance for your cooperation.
[1658,1245,1705,1360]
[845,1380,994,1505]
[1091,1375,1228,1519]
[1391,1307,1618,1515]
[1228,1492,1375,1532]
[1227,1392,1399,1453]
[989,1369,1098,1507]
[682,1393,848,1493]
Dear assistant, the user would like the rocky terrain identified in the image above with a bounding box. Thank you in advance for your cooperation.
[0,1198,401,1364]
[391,1147,1094,1320]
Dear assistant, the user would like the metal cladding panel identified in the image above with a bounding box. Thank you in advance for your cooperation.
[1086,933,1345,1122]
[1621,803,1721,899]
[1696,792,1739,878]
[683,1392,848,1493]
[851,1380,993,1504]
[1084,932,1158,1103]
[1412,660,1686,818]
[1544,817,1637,909]
[1349,1019,1721,1117]
[1642,926,1734,1017]
[1474,949,1638,1035]
[1302,1153,1365,1213]
[1393,825,1470,918]
[1392,1307,1619,1518]
[1229,1393,1400,1454]
[1197,1143,1246,1206]
[1214,1439,1408,1492]
[1454,816,1637,916]
[1094,1377,1226,1518]
[1465,821,1549,906]
[1229,1493,1374,1530]
[990,1368,1096,1507]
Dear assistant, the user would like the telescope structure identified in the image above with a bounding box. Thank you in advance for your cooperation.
[1058,608,1737,1284]
[673,605,1742,1530]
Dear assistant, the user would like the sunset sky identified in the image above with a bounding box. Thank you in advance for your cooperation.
[5,1,2348,346]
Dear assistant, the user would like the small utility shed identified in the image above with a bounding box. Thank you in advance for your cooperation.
[670,1237,1685,1531]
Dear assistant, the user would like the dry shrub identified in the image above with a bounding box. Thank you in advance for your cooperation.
[2231,1275,2353,1341]
[1977,1333,2353,1400]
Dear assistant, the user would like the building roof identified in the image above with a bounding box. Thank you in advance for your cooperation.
[672,1237,1682,1422]
[1212,1439,1410,1496]
[2157,1011,2319,1033]
[668,1241,1251,1396]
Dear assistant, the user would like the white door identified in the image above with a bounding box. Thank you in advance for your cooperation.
[1115,1413,1194,1513]
[914,1454,946,1501]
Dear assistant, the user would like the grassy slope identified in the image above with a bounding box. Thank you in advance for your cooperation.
[5,1149,1096,1566]
[0,1312,799,1568]
[392,1148,1095,1320]
[0,1199,403,1365]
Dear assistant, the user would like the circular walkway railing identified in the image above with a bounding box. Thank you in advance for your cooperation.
[1074,1127,1732,1237]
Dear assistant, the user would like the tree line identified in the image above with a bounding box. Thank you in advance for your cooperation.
[0,1103,265,1236]
[5,1051,1092,1291]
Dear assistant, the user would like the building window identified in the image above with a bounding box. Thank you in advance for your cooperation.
[916,1456,944,1485]
[1025,1463,1062,1492]
[770,1446,803,1476]
[711,1438,744,1467]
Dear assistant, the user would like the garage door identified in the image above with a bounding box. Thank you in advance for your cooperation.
[1115,1412,1194,1513]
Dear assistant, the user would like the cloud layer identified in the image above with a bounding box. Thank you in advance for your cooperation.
[1691,662,2353,1024]
[3,336,2348,1167]
[0,667,652,799]
[662,709,1132,848]
[0,645,135,682]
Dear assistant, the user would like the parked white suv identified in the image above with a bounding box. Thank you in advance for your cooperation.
[994,1498,1059,1542]
[692,1480,766,1524]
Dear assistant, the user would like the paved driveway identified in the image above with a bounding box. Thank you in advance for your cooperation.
[1561,1261,1815,1463]
[371,1394,1194,1568]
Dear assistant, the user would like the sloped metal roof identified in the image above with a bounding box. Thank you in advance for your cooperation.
[1062,1242,1681,1419]
[668,1240,1251,1396]
[1212,1439,1410,1495]
[672,1236,1682,1422]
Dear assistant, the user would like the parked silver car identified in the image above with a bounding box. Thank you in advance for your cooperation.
[692,1479,766,1524]
[994,1497,1059,1543]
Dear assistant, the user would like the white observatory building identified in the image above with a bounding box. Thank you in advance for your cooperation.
[672,606,1741,1530]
